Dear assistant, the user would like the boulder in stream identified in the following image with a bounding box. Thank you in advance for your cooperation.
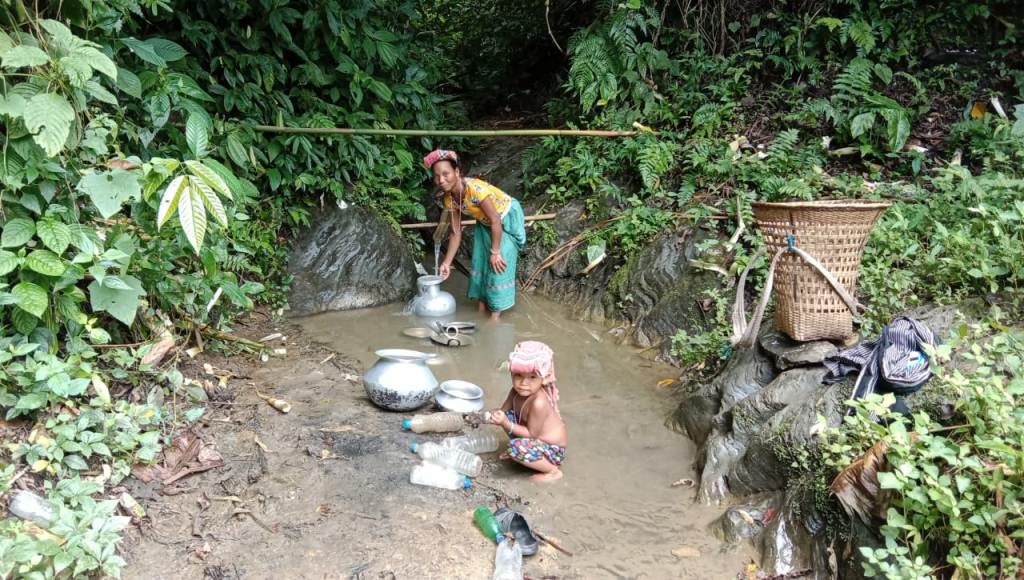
[287,204,418,316]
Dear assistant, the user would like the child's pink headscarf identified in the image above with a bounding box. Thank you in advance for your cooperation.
[508,341,560,417]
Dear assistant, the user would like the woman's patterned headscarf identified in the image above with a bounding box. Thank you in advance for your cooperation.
[508,341,560,417]
[423,149,459,169]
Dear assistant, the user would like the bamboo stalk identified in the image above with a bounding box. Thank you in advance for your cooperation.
[400,213,557,230]
[249,125,640,138]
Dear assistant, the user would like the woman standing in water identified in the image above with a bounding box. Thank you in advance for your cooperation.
[426,149,526,321]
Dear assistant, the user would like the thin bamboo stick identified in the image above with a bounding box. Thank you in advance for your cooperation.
[249,125,640,138]
[400,213,557,230]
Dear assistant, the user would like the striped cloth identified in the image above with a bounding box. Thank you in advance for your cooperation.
[823,316,937,413]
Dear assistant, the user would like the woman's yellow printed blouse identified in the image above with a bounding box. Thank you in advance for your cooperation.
[444,178,512,225]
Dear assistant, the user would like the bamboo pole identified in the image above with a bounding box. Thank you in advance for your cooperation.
[249,125,640,138]
[400,213,557,230]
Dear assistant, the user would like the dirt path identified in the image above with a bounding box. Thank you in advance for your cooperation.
[123,308,752,579]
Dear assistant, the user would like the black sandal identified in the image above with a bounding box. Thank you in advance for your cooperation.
[493,507,539,556]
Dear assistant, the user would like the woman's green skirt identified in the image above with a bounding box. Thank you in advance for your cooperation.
[468,199,526,312]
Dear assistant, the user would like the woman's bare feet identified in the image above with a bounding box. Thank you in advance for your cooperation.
[530,469,562,482]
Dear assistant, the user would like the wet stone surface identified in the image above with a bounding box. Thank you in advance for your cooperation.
[287,204,417,316]
[759,330,838,370]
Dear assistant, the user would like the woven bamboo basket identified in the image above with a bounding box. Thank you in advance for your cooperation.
[752,200,891,342]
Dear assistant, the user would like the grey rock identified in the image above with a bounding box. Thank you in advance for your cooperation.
[718,344,779,412]
[697,430,746,505]
[759,491,828,577]
[677,346,776,446]
[759,330,838,369]
[731,368,829,438]
[288,205,417,316]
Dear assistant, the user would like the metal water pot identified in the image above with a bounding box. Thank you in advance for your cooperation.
[412,275,456,317]
[363,349,439,411]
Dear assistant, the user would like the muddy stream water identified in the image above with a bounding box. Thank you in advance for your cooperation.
[126,274,752,579]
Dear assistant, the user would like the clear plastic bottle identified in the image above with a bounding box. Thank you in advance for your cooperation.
[410,442,483,477]
[410,462,472,490]
[492,538,523,580]
[440,428,504,454]
[9,491,53,527]
[402,412,464,433]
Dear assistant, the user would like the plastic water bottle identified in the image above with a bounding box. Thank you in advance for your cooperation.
[9,491,53,527]
[473,506,505,543]
[441,429,504,454]
[411,442,483,477]
[402,412,464,433]
[492,538,523,580]
[410,462,472,490]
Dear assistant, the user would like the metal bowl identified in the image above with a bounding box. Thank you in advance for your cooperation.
[435,390,485,413]
[435,380,484,413]
[402,327,433,339]
[440,380,484,400]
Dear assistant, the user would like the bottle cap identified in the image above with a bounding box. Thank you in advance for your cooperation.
[402,419,411,430]
[409,442,418,453]
[462,477,472,489]
[495,532,506,543]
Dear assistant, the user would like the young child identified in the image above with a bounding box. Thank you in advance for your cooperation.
[488,341,567,482]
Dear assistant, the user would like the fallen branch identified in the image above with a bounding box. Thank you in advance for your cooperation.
[535,530,574,557]
[523,215,625,289]
[401,213,556,230]
[195,324,264,351]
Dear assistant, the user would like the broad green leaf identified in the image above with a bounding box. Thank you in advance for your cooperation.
[177,177,208,254]
[0,93,26,118]
[63,454,88,471]
[850,112,875,138]
[101,275,134,290]
[157,175,187,229]
[115,67,142,98]
[148,92,170,129]
[76,168,142,219]
[1,218,35,248]
[185,113,209,159]
[36,219,72,255]
[1,45,50,69]
[84,80,118,105]
[120,37,166,67]
[39,19,77,51]
[73,46,117,80]
[888,112,912,151]
[25,249,65,276]
[0,250,20,275]
[58,51,94,86]
[185,160,232,200]
[0,30,14,53]
[367,78,393,102]
[14,390,47,410]
[23,92,75,157]
[191,176,228,227]
[225,133,248,168]
[48,373,89,397]
[877,471,902,490]
[12,281,48,317]
[147,38,187,62]
[88,274,143,326]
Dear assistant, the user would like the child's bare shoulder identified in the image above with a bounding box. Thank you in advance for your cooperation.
[529,391,554,414]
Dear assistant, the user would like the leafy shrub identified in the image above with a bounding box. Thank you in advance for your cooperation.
[821,315,1024,578]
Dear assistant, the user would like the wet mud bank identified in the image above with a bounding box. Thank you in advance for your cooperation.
[125,290,755,579]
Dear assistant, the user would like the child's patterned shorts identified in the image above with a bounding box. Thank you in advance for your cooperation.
[508,438,565,466]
